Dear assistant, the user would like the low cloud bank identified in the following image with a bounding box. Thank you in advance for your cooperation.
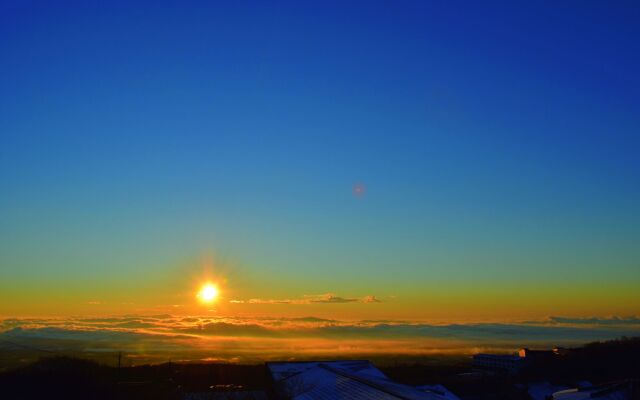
[543,316,640,325]
[1,314,638,365]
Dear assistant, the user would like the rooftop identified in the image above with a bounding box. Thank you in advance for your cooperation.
[266,360,459,400]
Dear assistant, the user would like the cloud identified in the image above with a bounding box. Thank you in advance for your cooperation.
[248,298,297,304]
[362,295,381,303]
[545,316,640,325]
[289,317,336,323]
[230,293,382,305]
[308,293,358,303]
[1,314,639,367]
[3,315,638,343]
[182,322,274,337]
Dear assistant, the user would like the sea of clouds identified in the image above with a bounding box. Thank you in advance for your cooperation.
[1,314,639,366]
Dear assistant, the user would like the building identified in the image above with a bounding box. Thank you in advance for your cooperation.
[518,348,556,360]
[473,347,560,376]
[472,353,527,375]
[266,360,460,400]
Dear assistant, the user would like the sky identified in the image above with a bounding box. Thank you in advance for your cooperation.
[1,0,639,356]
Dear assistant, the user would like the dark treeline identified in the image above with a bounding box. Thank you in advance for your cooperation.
[519,336,640,382]
[0,356,269,399]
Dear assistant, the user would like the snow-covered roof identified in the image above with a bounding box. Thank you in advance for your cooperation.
[267,360,386,382]
[528,382,571,400]
[552,380,636,400]
[414,384,461,400]
[266,360,459,400]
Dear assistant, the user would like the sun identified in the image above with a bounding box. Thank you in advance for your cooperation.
[197,283,219,304]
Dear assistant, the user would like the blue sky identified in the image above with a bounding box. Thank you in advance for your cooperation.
[0,1,639,318]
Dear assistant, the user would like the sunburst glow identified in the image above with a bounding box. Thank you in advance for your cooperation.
[197,283,219,304]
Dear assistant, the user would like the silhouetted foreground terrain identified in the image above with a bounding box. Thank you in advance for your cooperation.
[0,337,638,399]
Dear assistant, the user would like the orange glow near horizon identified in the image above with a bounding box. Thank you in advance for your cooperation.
[197,283,219,304]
